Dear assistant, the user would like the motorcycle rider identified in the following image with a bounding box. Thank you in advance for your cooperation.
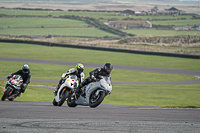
[75,63,113,97]
[54,63,85,95]
[6,64,31,97]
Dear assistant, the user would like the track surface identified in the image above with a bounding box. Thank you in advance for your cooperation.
[1,57,200,132]
[0,101,200,133]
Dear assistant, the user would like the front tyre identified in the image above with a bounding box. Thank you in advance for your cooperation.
[1,87,12,101]
[67,93,77,107]
[53,98,58,106]
[89,90,105,108]
[58,90,69,106]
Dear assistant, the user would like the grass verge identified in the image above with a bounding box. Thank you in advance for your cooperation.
[1,81,200,108]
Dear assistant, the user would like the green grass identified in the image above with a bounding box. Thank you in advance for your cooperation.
[10,86,54,102]
[151,19,200,26]
[0,18,89,28]
[103,84,200,106]
[0,42,200,71]
[1,81,200,107]
[0,42,200,107]
[0,8,195,20]
[0,61,196,82]
[122,29,200,36]
[0,28,118,37]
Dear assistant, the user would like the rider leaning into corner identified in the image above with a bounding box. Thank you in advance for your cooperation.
[54,63,85,95]
[6,64,31,97]
[75,63,113,97]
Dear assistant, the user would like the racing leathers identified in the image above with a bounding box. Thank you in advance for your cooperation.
[6,69,31,93]
[54,68,85,94]
[76,67,111,95]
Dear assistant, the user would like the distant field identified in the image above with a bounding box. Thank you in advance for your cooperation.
[0,8,199,38]
[0,18,89,27]
[0,28,118,37]
[0,8,195,20]
[151,19,200,26]
[0,17,199,37]
[122,29,200,36]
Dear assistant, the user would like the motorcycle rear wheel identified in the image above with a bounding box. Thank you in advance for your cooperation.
[89,90,105,108]
[1,87,12,101]
[58,89,69,106]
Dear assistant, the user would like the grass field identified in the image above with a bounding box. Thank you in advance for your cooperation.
[1,42,200,70]
[0,28,118,37]
[0,42,200,107]
[151,19,200,26]
[122,29,200,36]
[0,18,89,27]
[0,8,195,20]
[0,8,199,39]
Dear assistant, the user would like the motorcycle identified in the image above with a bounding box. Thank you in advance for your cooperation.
[53,74,79,106]
[67,76,112,108]
[1,75,23,101]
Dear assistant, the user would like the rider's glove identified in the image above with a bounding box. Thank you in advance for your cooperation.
[6,75,11,80]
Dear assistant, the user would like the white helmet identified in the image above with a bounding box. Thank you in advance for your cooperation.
[22,64,29,73]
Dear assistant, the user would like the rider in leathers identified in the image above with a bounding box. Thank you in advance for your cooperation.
[6,64,31,97]
[76,63,113,96]
[54,63,85,95]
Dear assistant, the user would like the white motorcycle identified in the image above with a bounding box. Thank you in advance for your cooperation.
[67,76,112,108]
[53,75,79,106]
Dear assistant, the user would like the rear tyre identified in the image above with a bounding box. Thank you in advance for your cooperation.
[67,93,77,107]
[89,90,105,108]
[58,90,69,106]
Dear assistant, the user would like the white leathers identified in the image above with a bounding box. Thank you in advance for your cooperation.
[61,68,85,83]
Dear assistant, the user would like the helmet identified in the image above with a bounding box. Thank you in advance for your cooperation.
[22,64,29,73]
[103,63,113,74]
[76,63,84,74]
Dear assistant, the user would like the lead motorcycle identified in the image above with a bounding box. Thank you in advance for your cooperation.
[67,76,112,108]
[53,74,79,106]
[1,75,23,101]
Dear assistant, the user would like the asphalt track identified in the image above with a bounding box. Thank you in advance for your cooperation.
[1,57,200,132]
[0,101,200,133]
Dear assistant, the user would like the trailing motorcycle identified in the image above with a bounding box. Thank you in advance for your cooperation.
[1,75,23,101]
[67,76,112,108]
[53,74,79,106]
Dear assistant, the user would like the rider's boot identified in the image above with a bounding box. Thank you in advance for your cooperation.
[81,87,86,98]
[17,90,21,97]
[53,84,60,95]
[75,84,82,98]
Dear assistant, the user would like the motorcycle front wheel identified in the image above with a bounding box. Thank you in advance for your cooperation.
[1,87,13,101]
[53,98,58,106]
[58,89,69,106]
[89,90,105,108]
[67,93,77,107]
